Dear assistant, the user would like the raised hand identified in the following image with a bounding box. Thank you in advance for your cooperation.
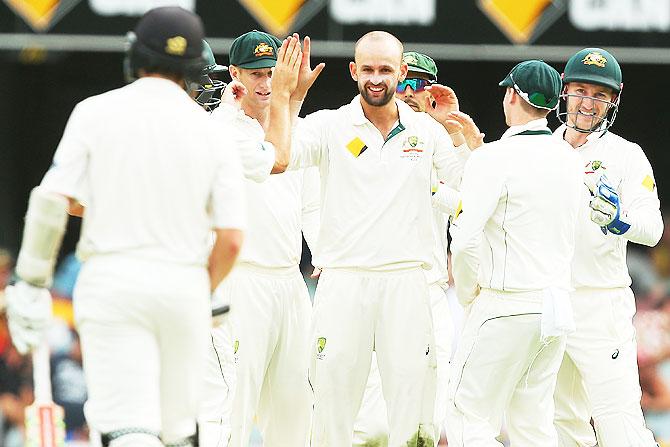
[447,111,485,149]
[291,33,325,102]
[220,80,247,109]
[424,84,459,123]
[271,36,302,98]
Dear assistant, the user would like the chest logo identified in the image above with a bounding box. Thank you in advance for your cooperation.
[585,160,606,174]
[401,135,425,160]
[346,137,368,157]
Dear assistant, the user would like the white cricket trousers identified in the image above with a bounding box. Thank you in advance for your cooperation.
[353,282,454,446]
[74,255,211,445]
[310,267,437,447]
[222,264,313,447]
[445,288,566,447]
[199,316,235,447]
[554,287,658,447]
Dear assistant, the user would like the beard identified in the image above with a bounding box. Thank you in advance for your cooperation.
[359,81,395,107]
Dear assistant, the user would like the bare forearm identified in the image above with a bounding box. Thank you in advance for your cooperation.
[267,92,292,173]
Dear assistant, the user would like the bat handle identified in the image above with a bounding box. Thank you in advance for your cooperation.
[32,340,53,403]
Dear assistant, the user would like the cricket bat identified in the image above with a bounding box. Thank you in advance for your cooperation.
[24,341,66,447]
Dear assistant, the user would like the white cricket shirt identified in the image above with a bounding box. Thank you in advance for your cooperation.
[290,96,470,270]
[450,119,583,304]
[553,124,663,289]
[40,77,246,266]
[211,106,320,268]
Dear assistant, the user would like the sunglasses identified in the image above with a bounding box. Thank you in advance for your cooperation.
[396,78,433,93]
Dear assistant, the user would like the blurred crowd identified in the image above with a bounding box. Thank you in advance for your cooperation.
[2,227,670,446]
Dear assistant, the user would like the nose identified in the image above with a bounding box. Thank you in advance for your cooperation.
[580,96,594,109]
[370,74,384,85]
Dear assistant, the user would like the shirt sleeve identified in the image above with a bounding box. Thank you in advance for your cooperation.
[301,167,321,253]
[288,111,329,170]
[210,138,247,231]
[40,103,90,202]
[619,144,663,246]
[210,108,275,183]
[449,150,504,305]
[432,121,471,189]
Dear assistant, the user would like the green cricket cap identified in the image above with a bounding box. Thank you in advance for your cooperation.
[403,51,438,81]
[229,30,281,69]
[499,59,561,110]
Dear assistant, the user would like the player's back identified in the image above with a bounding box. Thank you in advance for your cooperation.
[474,132,582,292]
[52,78,237,266]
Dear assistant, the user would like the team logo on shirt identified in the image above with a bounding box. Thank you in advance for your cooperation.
[584,160,606,174]
[401,135,425,160]
[316,337,327,359]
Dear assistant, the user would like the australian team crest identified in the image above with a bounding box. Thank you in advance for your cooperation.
[254,42,274,57]
[401,135,425,160]
[582,52,607,68]
[585,160,606,174]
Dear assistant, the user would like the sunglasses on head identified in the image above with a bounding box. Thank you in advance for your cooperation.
[396,78,433,93]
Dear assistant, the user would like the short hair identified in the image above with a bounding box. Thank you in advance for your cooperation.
[354,31,404,63]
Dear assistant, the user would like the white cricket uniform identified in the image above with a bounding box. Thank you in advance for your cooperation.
[200,104,320,447]
[39,77,246,444]
[447,119,583,447]
[552,125,662,447]
[353,185,454,446]
[291,96,470,446]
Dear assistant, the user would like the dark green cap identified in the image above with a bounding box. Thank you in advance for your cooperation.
[403,51,437,81]
[229,30,281,69]
[499,60,561,110]
[202,40,227,74]
[563,48,622,93]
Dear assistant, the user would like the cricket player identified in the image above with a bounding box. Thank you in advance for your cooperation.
[288,31,471,446]
[446,60,583,446]
[199,30,323,447]
[353,51,482,445]
[4,7,252,447]
[188,40,228,112]
[552,48,662,447]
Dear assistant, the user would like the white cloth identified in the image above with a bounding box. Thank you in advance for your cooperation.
[222,265,313,447]
[74,255,210,443]
[446,289,566,447]
[353,282,453,445]
[541,287,575,340]
[553,125,663,289]
[450,118,583,305]
[40,77,246,265]
[210,104,276,183]
[553,287,658,447]
[310,267,436,447]
[290,96,470,271]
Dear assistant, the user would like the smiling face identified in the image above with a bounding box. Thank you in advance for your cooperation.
[563,81,617,132]
[350,32,407,108]
[230,65,273,110]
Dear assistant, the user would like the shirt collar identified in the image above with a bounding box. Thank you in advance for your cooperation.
[501,118,550,139]
[349,94,413,127]
[554,123,607,147]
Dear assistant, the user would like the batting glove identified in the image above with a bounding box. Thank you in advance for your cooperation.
[5,281,52,354]
[589,176,631,235]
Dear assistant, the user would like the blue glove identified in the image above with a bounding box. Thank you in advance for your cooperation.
[589,176,630,235]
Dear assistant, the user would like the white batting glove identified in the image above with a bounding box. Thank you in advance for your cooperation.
[5,281,52,354]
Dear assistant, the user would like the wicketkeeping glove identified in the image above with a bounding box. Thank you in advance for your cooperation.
[5,281,52,354]
[589,176,631,235]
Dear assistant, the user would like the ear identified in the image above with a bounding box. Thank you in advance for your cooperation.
[349,61,357,81]
[399,62,408,82]
[229,65,241,82]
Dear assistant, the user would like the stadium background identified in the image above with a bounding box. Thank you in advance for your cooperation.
[1,0,670,445]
